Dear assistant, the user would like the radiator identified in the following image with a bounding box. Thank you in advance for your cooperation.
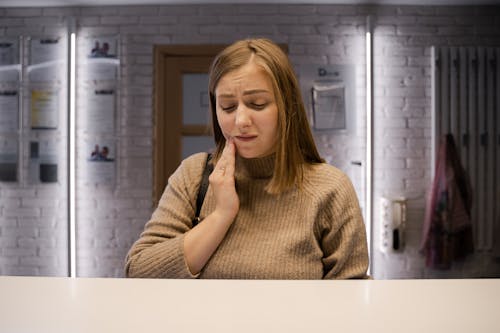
[431,46,500,252]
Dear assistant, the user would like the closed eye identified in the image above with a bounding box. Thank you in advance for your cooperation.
[250,103,267,110]
[220,105,236,112]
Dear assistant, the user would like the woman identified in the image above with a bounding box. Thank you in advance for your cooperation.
[126,38,369,279]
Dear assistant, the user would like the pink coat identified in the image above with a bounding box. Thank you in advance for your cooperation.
[420,134,473,269]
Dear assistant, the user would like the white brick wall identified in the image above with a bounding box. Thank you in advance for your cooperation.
[372,5,500,279]
[1,4,499,279]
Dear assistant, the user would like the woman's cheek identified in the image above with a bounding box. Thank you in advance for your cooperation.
[218,114,233,136]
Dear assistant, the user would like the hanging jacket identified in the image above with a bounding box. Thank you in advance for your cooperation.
[420,134,474,269]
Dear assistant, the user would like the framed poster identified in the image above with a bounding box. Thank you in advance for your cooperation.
[0,89,19,133]
[28,37,66,82]
[83,35,119,81]
[0,136,18,182]
[30,88,59,129]
[30,37,63,65]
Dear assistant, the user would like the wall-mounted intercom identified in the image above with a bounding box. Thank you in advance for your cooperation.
[380,197,407,253]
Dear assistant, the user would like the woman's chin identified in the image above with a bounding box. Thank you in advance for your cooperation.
[234,144,274,159]
[237,150,271,159]
[237,152,256,159]
[235,149,258,159]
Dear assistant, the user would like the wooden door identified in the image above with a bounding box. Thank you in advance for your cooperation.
[153,45,226,205]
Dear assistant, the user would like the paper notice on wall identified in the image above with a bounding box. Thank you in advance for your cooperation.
[0,137,18,182]
[30,89,59,129]
[30,37,63,65]
[28,38,65,82]
[0,90,19,132]
[85,89,115,133]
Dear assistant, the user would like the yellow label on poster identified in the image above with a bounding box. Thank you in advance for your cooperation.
[31,89,58,129]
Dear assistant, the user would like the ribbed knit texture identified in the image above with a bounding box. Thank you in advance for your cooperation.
[125,152,369,279]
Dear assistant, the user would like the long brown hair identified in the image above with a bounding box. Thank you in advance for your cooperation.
[208,38,323,194]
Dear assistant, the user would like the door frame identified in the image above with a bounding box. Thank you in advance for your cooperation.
[153,45,226,205]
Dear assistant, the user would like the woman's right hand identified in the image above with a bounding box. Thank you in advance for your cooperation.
[183,138,239,275]
[209,137,239,223]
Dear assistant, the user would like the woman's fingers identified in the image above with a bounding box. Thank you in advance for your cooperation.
[215,138,235,176]
[184,139,238,273]
[211,137,236,186]
[222,138,235,174]
[209,137,239,221]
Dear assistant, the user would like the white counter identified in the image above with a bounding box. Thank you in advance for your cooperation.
[0,276,499,333]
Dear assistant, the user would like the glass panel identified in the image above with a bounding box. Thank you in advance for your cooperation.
[0,33,69,277]
[182,73,210,126]
[182,135,214,159]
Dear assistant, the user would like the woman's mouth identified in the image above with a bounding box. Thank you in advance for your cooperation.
[235,135,257,142]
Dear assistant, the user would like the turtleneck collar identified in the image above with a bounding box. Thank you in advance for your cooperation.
[235,153,275,179]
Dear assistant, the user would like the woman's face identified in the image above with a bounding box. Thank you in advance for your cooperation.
[215,61,279,159]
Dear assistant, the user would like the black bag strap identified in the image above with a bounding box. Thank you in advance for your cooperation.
[192,153,213,227]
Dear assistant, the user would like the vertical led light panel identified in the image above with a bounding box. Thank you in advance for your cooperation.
[69,31,76,278]
[365,16,373,274]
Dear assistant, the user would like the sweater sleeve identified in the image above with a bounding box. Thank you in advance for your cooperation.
[125,154,206,278]
[319,173,370,279]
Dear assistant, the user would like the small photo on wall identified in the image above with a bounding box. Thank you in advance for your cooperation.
[88,143,115,162]
[84,140,116,186]
[88,36,118,59]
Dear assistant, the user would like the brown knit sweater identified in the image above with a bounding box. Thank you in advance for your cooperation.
[125,152,369,279]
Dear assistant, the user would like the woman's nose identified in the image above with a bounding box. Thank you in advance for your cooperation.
[234,106,252,128]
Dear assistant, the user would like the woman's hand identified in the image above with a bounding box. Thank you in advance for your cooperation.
[183,138,239,275]
[209,137,239,222]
